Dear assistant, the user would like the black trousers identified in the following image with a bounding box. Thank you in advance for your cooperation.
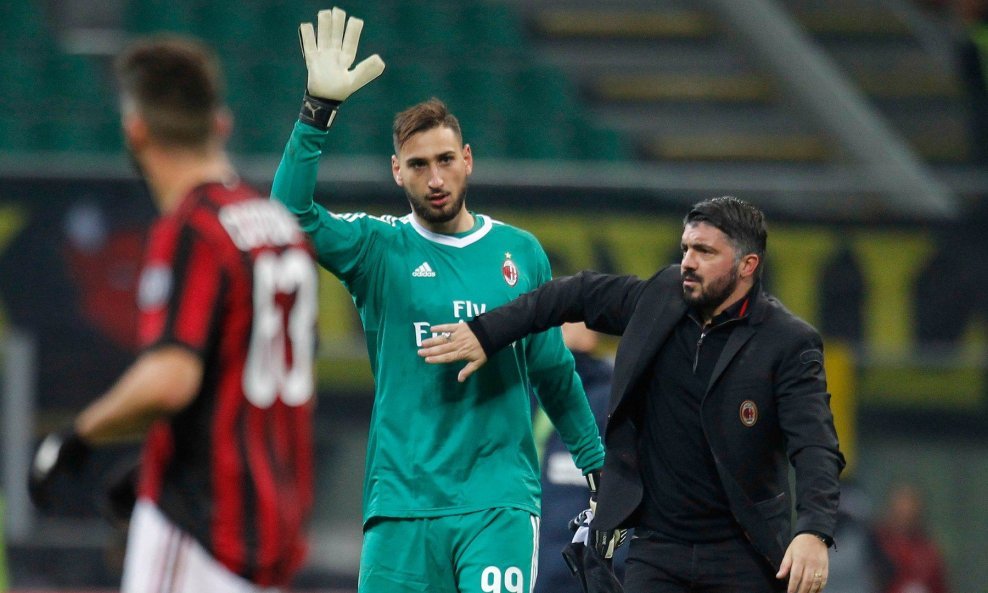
[623,530,785,593]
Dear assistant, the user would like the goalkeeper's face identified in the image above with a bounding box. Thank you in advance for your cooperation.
[393,126,474,233]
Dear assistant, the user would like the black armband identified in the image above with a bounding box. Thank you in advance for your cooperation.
[298,92,341,131]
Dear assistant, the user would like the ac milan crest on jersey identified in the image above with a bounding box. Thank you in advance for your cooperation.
[739,400,758,427]
[502,253,518,287]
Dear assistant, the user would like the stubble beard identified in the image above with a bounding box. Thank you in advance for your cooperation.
[407,185,468,225]
[683,268,740,318]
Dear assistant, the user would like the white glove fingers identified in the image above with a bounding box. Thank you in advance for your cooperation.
[350,55,386,91]
[299,22,317,62]
[331,7,347,50]
[315,9,336,50]
[341,16,364,65]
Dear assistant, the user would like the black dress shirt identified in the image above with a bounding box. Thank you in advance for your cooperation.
[637,292,753,542]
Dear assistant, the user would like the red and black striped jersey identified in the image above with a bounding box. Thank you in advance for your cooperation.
[135,180,317,586]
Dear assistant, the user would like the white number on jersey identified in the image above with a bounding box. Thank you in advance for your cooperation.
[243,248,317,408]
[481,566,523,593]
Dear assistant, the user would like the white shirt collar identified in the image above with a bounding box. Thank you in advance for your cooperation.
[408,213,494,248]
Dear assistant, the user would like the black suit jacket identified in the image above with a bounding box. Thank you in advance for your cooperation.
[470,265,845,570]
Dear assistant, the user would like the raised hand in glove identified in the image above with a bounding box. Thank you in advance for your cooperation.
[585,470,628,559]
[297,7,386,130]
[28,429,92,511]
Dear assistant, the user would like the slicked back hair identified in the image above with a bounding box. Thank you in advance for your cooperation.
[115,36,225,148]
[392,98,463,155]
[684,196,768,274]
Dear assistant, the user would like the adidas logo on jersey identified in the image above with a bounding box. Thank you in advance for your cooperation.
[412,262,436,278]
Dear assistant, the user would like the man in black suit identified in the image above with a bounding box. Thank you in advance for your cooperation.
[419,197,844,593]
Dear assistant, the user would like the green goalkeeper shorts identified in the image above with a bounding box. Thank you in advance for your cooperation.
[358,507,541,593]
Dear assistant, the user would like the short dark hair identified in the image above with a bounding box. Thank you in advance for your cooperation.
[392,98,463,154]
[684,196,767,268]
[115,36,225,148]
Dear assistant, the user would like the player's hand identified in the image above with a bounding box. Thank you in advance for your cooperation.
[568,506,627,560]
[591,523,628,559]
[28,429,92,511]
[417,322,488,382]
[584,470,628,559]
[776,532,829,593]
[101,456,140,528]
[299,7,385,103]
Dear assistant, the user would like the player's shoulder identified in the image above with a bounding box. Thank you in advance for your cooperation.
[169,181,308,252]
[479,214,545,250]
[759,291,823,344]
[330,210,407,232]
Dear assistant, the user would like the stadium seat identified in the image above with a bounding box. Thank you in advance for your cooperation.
[36,54,120,152]
[191,2,262,51]
[0,0,628,163]
[575,122,630,162]
[458,3,526,55]
[391,1,462,53]
[0,52,44,112]
[512,65,579,123]
[323,113,394,156]
[507,116,576,160]
[445,64,519,127]
[458,120,509,159]
[122,0,195,35]
[0,2,47,50]
[383,61,450,111]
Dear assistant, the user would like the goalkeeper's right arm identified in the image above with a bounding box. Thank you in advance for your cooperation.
[297,6,385,131]
[272,6,385,225]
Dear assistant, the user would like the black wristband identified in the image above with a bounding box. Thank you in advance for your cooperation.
[299,92,341,131]
[586,469,601,497]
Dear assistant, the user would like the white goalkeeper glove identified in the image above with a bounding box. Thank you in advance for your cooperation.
[584,470,628,559]
[297,6,386,130]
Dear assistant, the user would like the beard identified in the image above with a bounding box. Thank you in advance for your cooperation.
[682,266,740,318]
[406,185,467,226]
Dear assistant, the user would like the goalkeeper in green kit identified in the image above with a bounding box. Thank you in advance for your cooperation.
[272,7,610,593]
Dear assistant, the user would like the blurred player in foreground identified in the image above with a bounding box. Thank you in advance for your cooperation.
[420,197,845,593]
[29,36,318,593]
[271,7,606,592]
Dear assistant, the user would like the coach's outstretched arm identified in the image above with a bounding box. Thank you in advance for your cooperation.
[271,6,384,227]
[420,271,645,381]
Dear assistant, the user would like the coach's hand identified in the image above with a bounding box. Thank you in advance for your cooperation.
[777,533,829,593]
[28,429,92,511]
[297,7,385,130]
[418,322,488,382]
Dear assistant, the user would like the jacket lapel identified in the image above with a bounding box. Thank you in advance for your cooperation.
[610,277,686,414]
[705,288,768,395]
[705,324,755,395]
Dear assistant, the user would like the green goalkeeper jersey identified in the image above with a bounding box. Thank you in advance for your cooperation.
[272,122,605,525]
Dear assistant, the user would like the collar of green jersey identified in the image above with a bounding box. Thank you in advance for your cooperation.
[409,212,494,248]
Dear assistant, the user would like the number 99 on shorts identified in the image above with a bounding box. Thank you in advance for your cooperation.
[481,566,523,593]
